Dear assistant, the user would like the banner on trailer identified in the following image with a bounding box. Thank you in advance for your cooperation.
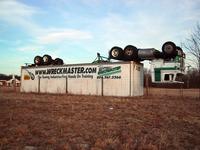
[21,62,143,96]
[22,64,123,80]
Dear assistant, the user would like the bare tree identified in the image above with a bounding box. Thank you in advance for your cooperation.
[183,23,200,98]
[184,23,200,71]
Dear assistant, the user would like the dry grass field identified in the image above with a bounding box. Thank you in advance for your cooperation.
[0,87,200,150]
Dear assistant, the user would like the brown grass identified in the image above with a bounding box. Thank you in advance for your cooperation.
[0,87,200,149]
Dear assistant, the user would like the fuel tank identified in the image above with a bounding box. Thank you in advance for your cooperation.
[138,48,162,60]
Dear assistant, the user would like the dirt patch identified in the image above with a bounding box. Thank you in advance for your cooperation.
[0,88,200,149]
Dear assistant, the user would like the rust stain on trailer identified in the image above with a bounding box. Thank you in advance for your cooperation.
[24,75,30,80]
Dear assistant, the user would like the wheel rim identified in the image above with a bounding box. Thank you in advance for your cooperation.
[125,48,133,56]
[35,58,40,64]
[111,49,119,57]
[43,56,48,62]
[164,44,173,53]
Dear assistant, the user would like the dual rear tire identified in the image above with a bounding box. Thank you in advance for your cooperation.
[109,45,138,61]
[109,41,180,61]
[34,55,64,66]
[52,58,64,65]
[124,45,138,60]
[43,54,52,65]
[34,56,43,66]
[109,46,124,60]
[162,41,177,58]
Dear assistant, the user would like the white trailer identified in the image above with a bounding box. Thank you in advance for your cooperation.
[20,61,143,97]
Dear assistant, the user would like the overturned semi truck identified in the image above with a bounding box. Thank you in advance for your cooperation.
[33,55,64,66]
[20,41,185,96]
[109,41,185,83]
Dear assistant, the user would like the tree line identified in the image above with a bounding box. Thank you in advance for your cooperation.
[0,74,20,81]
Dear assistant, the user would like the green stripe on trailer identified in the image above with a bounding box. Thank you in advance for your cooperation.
[154,67,177,81]
[154,69,161,81]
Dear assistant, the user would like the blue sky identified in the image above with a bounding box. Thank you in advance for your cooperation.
[0,0,200,75]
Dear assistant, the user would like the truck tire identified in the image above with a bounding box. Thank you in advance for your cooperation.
[43,54,52,65]
[176,46,183,51]
[109,46,124,60]
[162,41,177,58]
[124,45,138,61]
[176,46,183,56]
[34,56,43,66]
[53,58,64,65]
